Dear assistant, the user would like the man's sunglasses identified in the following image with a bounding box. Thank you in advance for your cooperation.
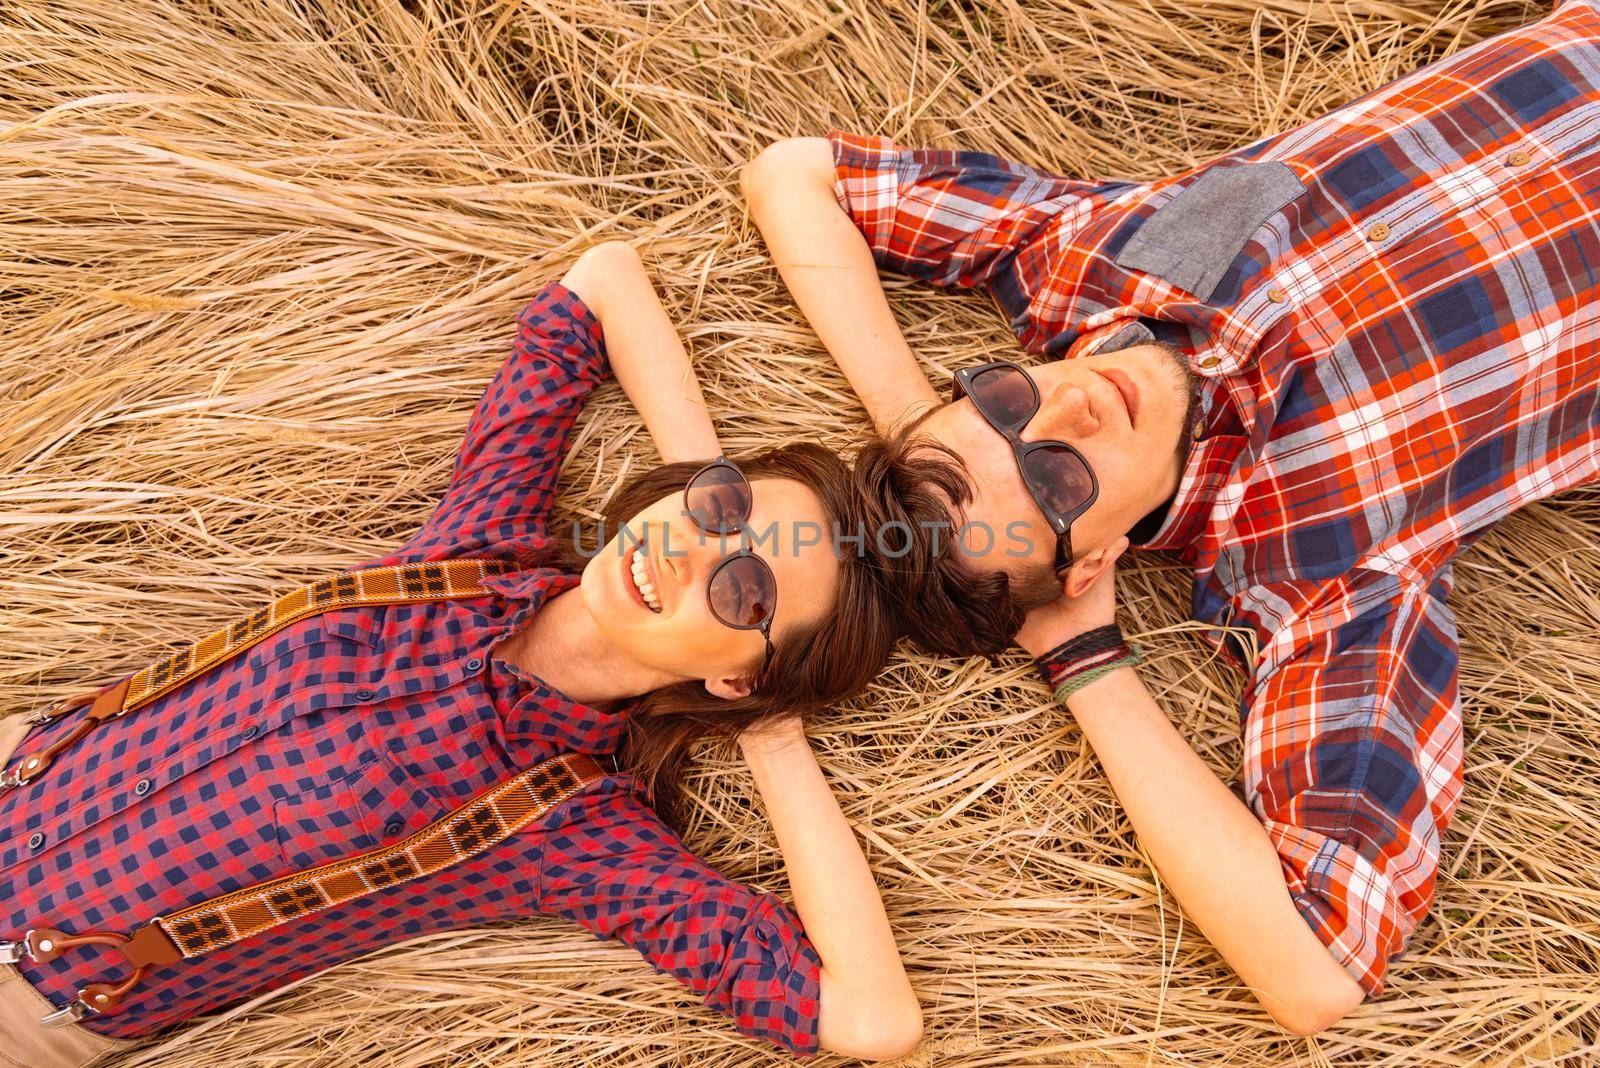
[681,457,777,679]
[952,361,1099,576]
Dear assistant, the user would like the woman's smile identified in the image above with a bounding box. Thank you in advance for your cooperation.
[624,540,663,613]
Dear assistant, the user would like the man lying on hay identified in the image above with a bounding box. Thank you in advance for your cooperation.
[746,0,1600,1040]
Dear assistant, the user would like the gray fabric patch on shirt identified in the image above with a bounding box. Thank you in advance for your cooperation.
[1115,161,1306,302]
[1094,320,1156,353]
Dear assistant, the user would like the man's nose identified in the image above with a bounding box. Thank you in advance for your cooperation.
[1027,379,1102,441]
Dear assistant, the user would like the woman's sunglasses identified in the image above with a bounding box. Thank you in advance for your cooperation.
[952,361,1099,575]
[681,457,777,679]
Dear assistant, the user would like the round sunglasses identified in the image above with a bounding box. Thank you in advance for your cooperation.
[952,361,1099,575]
[681,457,777,679]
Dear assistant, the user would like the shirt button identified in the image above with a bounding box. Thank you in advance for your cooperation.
[241,725,260,740]
[356,688,375,701]
[1191,420,1205,441]
[134,778,152,796]
[1198,355,1221,371]
[384,821,403,838]
[27,832,45,850]
[1366,222,1391,242]
[465,657,484,672]
[1507,149,1530,167]
[1266,286,1287,303]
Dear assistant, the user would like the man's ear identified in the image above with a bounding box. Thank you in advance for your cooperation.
[704,675,754,701]
[1063,535,1129,599]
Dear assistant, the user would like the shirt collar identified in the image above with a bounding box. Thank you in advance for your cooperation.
[1132,431,1243,553]
[482,561,581,637]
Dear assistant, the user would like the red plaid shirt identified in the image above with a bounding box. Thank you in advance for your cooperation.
[831,0,1600,995]
[0,284,822,1054]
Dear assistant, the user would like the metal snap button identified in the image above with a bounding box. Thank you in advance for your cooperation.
[27,832,44,850]
[465,657,484,672]
[1366,222,1391,242]
[1507,149,1530,167]
[1266,286,1287,303]
[241,725,260,740]
[133,779,152,796]
[356,688,375,701]
[384,821,403,838]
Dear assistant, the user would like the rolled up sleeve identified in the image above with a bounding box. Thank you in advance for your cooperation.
[828,130,1137,350]
[386,281,610,563]
[1240,568,1465,995]
[536,780,822,1055]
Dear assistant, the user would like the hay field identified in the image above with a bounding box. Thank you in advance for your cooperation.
[3,0,1598,1064]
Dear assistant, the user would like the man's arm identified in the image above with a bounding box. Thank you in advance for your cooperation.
[1016,572,1368,1036]
[742,138,940,435]
[561,241,721,464]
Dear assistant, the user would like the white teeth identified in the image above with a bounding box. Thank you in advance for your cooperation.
[628,546,661,612]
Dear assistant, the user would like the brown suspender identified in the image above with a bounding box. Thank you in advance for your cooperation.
[0,559,608,1026]
[2,559,517,793]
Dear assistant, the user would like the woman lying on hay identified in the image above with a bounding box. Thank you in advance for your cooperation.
[1,241,932,1065]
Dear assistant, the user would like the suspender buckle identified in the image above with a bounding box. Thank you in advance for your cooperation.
[40,999,95,1028]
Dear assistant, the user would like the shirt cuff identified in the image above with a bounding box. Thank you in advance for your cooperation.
[1265,816,1417,997]
[517,280,611,383]
[709,892,823,1056]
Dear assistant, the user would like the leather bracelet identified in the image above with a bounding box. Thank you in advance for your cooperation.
[1035,624,1125,669]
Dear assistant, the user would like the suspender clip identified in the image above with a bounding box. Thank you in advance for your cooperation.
[0,937,31,964]
[40,999,95,1028]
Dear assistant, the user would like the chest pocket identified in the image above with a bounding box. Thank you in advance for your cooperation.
[273,748,447,871]
[1115,161,1306,303]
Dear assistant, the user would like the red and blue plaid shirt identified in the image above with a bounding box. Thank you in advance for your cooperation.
[0,284,822,1054]
[831,0,1600,996]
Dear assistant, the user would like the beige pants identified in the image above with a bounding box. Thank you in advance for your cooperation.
[0,713,135,1068]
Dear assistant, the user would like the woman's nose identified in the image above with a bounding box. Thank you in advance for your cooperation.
[1028,380,1101,441]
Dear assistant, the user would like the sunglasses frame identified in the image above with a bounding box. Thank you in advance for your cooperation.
[952,360,1100,576]
[682,456,776,680]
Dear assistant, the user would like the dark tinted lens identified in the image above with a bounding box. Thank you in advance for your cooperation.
[708,555,776,630]
[968,366,1037,429]
[1021,446,1095,517]
[685,463,752,534]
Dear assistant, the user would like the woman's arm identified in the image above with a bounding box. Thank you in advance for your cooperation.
[560,242,721,464]
[739,718,923,1061]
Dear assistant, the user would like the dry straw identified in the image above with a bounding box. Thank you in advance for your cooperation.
[3,0,1597,1064]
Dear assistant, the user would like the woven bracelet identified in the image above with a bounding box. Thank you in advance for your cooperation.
[1036,625,1133,691]
[1052,648,1142,702]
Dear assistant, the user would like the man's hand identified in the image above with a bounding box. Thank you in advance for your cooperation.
[1014,559,1119,658]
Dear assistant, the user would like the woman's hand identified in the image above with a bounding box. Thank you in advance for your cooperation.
[737,714,809,762]
[560,242,722,465]
[1014,557,1119,658]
